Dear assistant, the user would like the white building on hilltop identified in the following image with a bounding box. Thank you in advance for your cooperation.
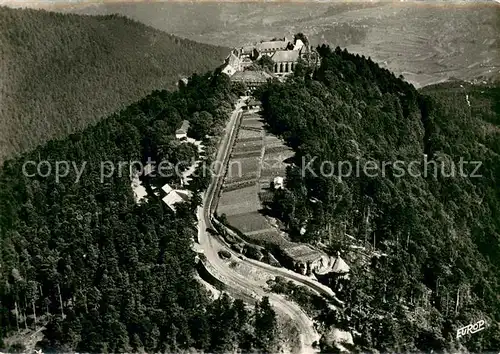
[162,184,191,212]
[271,50,300,76]
[220,35,316,81]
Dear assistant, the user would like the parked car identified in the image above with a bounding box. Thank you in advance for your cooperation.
[218,250,231,260]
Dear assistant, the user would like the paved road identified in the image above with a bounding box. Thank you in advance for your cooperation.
[197,97,320,353]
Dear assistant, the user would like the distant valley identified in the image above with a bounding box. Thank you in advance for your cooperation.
[64,1,500,88]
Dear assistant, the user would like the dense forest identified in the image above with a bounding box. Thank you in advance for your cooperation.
[0,6,228,163]
[0,71,280,352]
[257,45,500,352]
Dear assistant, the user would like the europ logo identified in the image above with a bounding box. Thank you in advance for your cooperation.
[456,320,486,339]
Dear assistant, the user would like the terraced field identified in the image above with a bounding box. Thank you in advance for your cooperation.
[218,185,260,216]
[217,108,293,245]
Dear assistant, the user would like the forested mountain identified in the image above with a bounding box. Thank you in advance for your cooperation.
[0,6,228,164]
[0,71,279,352]
[257,46,500,352]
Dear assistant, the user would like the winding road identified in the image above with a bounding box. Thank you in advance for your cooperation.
[196,97,327,353]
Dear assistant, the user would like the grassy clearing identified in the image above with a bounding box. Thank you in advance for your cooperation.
[262,152,294,164]
[264,145,292,155]
[225,175,257,185]
[232,150,262,159]
[242,112,262,119]
[229,260,274,285]
[237,129,262,140]
[233,141,262,153]
[236,136,262,143]
[240,119,264,129]
[258,190,274,204]
[218,186,260,216]
[264,136,282,143]
[227,211,272,234]
[262,151,293,174]
[225,156,258,180]
[260,168,287,179]
[223,180,256,192]
[225,172,258,184]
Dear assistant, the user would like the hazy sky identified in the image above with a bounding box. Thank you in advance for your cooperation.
[1,0,496,10]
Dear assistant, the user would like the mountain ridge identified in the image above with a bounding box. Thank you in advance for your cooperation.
[0,6,229,164]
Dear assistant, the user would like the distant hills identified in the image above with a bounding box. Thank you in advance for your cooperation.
[64,1,499,89]
[0,6,228,163]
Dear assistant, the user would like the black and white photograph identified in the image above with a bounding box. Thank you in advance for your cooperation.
[0,0,499,352]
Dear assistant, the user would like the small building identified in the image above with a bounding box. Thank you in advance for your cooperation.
[331,255,350,279]
[222,50,242,76]
[177,77,189,88]
[131,174,148,204]
[245,98,262,110]
[162,188,190,212]
[273,176,284,189]
[175,120,190,140]
[279,244,329,276]
[278,244,350,277]
[227,50,241,67]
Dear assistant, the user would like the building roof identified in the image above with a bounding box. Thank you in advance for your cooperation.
[271,50,300,63]
[247,98,261,107]
[332,256,350,274]
[231,70,272,84]
[257,40,289,52]
[227,52,240,67]
[241,46,254,54]
[222,63,237,76]
[293,39,305,51]
[162,190,189,211]
[162,183,173,195]
[282,244,325,263]
[175,189,191,199]
[222,64,235,75]
[273,176,283,183]
[176,120,190,135]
